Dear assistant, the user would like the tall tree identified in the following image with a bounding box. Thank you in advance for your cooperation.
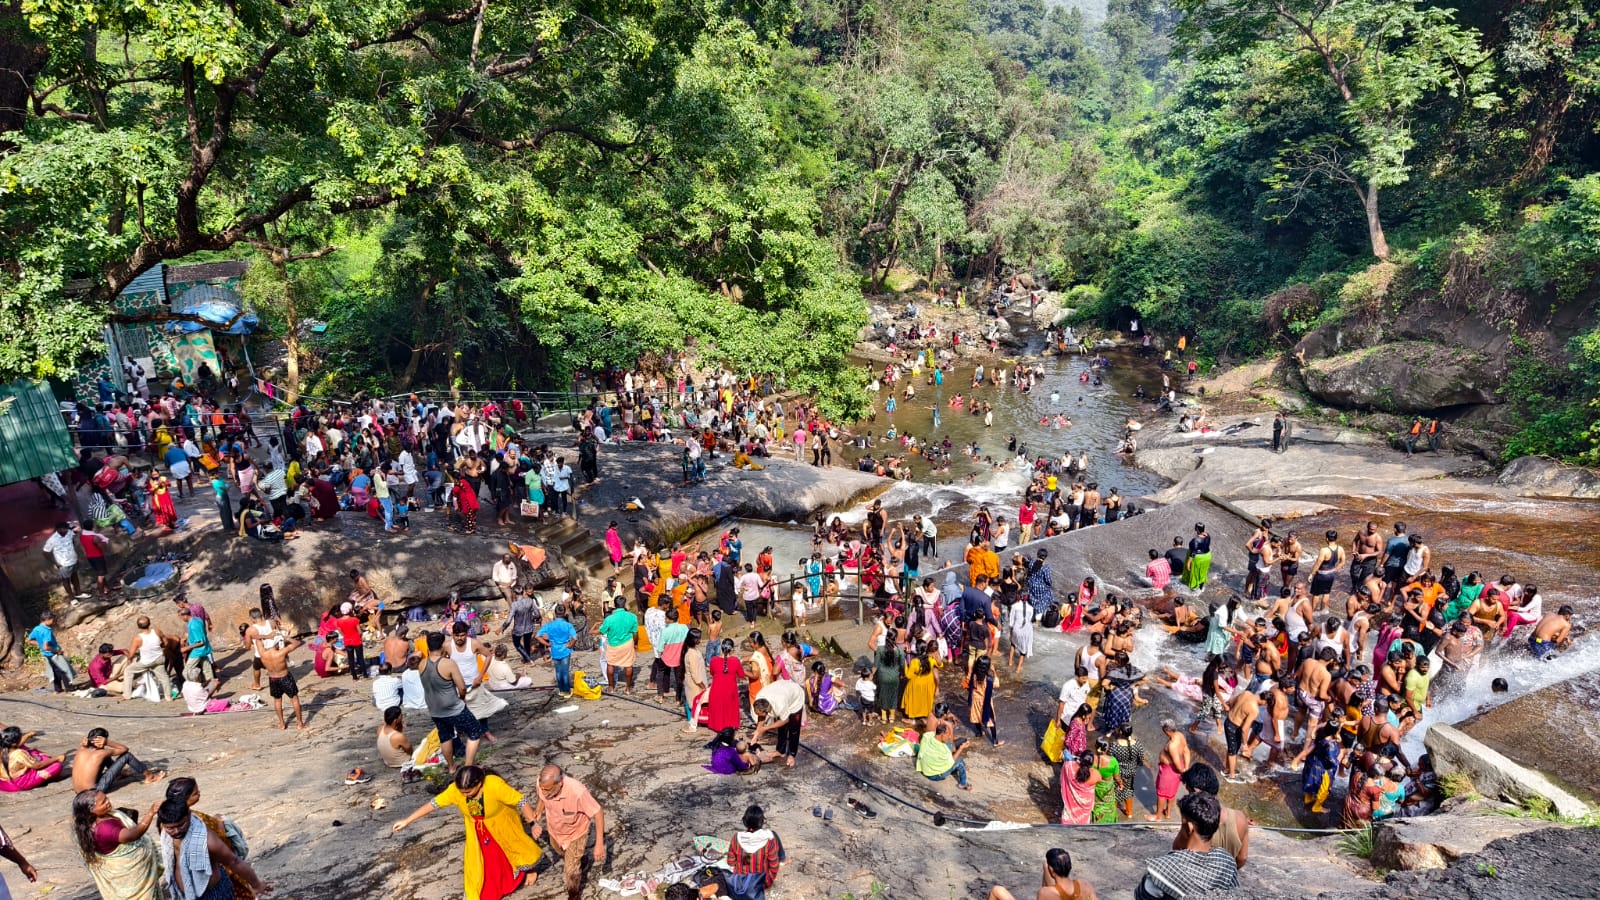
[1174,0,1497,259]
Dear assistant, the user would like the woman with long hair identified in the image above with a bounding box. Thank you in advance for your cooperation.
[1059,751,1103,825]
[1107,723,1147,820]
[0,727,63,793]
[72,789,163,900]
[1090,739,1122,823]
[391,765,542,899]
[966,653,1002,746]
[706,638,747,732]
[900,640,942,721]
[873,640,905,724]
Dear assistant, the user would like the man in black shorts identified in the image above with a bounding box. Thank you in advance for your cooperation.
[1222,688,1258,782]
[256,634,306,730]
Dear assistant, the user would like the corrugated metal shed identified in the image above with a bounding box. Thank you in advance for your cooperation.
[123,264,167,300]
[0,380,76,486]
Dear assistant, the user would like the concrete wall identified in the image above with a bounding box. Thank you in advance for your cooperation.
[1423,723,1593,819]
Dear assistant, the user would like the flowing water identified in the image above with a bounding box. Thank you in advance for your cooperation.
[834,350,1168,529]
[695,343,1600,820]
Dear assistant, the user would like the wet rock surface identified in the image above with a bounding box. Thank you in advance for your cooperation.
[1494,455,1600,499]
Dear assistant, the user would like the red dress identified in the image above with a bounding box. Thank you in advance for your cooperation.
[150,481,178,529]
[706,655,747,732]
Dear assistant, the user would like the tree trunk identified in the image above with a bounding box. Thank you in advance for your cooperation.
[1515,81,1575,186]
[0,569,25,667]
[931,234,944,283]
[447,333,462,401]
[393,278,437,392]
[1361,181,1390,260]
[268,252,302,402]
[284,330,302,404]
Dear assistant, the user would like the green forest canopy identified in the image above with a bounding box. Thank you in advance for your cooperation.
[0,0,1597,430]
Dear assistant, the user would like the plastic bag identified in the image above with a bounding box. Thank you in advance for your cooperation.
[572,670,603,700]
[1041,718,1066,764]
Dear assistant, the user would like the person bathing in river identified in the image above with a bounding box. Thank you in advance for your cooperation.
[1528,605,1574,659]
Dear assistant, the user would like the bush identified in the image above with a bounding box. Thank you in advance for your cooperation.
[1515,174,1600,301]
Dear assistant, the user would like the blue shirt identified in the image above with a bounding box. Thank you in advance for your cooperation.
[186,617,212,660]
[1384,536,1410,568]
[164,445,188,467]
[27,624,59,657]
[537,619,577,660]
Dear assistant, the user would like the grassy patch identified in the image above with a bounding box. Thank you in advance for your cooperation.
[1338,825,1376,860]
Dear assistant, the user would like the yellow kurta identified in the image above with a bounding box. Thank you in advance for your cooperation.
[901,655,943,719]
[434,776,542,900]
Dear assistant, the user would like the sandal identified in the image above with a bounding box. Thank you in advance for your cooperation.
[344,768,373,785]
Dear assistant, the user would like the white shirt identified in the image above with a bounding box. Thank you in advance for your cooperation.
[492,560,517,587]
[399,669,428,709]
[372,674,404,711]
[399,451,418,484]
[1058,678,1090,720]
[42,531,78,567]
[553,465,572,492]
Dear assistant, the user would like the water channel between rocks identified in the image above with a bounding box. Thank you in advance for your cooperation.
[684,348,1600,824]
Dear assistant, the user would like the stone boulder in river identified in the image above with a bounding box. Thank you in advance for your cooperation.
[1495,455,1600,499]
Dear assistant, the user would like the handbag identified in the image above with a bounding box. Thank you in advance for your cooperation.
[1040,604,1063,630]
[1041,718,1066,764]
[519,500,541,517]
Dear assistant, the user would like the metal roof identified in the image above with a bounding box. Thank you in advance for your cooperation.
[0,380,76,487]
[122,264,167,300]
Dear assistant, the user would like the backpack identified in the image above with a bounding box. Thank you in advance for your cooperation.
[1040,604,1063,630]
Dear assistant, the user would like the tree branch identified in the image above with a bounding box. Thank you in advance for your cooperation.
[449,121,631,153]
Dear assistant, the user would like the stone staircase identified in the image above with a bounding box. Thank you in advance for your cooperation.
[530,515,614,594]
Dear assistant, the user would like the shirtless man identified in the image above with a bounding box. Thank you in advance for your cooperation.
[1250,632,1281,694]
[1254,677,1293,770]
[383,623,413,669]
[1176,764,1250,869]
[1294,648,1337,740]
[241,609,276,691]
[1222,689,1260,781]
[1528,606,1575,659]
[1350,522,1383,593]
[987,848,1099,900]
[1149,719,1191,822]
[70,728,163,792]
[1308,530,1345,612]
[255,634,307,729]
[1470,584,1507,637]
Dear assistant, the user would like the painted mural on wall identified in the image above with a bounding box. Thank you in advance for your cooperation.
[74,265,248,405]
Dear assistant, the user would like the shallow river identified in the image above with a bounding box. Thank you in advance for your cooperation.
[694,345,1600,819]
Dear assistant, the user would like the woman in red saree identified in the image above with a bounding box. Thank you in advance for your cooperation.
[706,639,747,732]
[1061,577,1096,633]
[454,476,480,535]
[149,476,178,531]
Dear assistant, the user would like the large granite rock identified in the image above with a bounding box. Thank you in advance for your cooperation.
[1370,802,1575,872]
[1301,342,1505,413]
[1495,455,1600,499]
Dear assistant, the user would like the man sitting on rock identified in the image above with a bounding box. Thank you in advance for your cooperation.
[70,727,163,793]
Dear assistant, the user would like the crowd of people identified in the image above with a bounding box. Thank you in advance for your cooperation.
[12,317,1584,900]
